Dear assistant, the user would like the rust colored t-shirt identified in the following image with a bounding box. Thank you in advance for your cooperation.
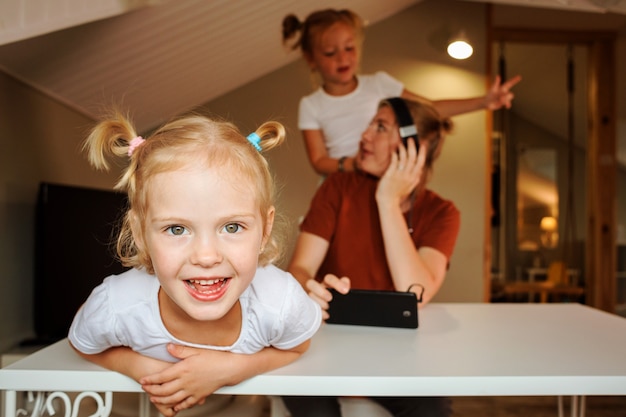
[300,172,460,291]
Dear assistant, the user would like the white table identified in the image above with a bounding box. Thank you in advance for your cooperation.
[2,303,626,417]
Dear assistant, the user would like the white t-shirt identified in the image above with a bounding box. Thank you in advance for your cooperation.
[298,71,404,158]
[69,265,322,362]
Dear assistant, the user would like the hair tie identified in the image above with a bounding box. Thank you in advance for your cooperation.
[128,136,145,156]
[247,132,262,152]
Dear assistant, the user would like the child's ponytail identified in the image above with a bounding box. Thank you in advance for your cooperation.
[248,121,286,153]
[82,110,142,194]
[282,14,303,50]
[83,111,137,170]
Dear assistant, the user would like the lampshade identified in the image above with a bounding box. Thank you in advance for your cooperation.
[447,32,473,60]
[539,216,559,248]
[540,216,558,232]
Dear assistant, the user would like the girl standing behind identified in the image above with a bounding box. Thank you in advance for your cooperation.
[69,112,322,416]
[282,8,521,176]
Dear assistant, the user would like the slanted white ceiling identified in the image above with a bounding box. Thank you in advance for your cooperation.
[0,0,422,132]
[0,0,160,46]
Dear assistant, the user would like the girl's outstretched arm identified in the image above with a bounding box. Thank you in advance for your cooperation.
[140,341,311,413]
[402,75,522,118]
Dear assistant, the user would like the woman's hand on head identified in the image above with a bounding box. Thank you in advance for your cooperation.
[376,138,424,207]
[306,274,351,320]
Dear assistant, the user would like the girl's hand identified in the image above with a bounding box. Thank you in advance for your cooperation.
[152,401,184,417]
[140,344,309,415]
[140,346,240,414]
[305,274,351,320]
[376,138,424,207]
[485,75,522,110]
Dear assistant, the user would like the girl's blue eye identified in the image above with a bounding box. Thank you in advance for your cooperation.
[167,225,187,236]
[224,223,241,234]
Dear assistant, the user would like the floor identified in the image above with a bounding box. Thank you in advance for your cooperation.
[261,396,626,417]
[449,396,626,417]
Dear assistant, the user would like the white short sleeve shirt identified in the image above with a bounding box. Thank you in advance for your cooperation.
[298,71,404,158]
[69,265,322,362]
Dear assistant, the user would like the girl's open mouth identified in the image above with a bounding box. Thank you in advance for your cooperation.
[185,277,230,300]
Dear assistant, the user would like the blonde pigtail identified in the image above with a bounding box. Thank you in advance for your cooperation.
[248,121,286,153]
[83,110,144,194]
[83,111,138,170]
[244,120,287,266]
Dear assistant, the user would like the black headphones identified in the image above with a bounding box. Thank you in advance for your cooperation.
[386,97,419,146]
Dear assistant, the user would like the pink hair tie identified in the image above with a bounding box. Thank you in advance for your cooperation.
[128,136,145,156]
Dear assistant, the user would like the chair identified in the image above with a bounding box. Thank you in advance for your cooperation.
[547,261,568,285]
[545,261,584,303]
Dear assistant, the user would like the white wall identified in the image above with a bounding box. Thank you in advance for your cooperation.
[0,73,121,353]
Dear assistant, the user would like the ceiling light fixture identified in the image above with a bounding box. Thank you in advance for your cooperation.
[447,32,473,60]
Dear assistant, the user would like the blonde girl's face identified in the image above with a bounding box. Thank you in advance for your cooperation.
[307,22,360,87]
[137,161,273,324]
[357,106,402,177]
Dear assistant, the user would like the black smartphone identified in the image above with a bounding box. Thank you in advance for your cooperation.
[326,289,418,329]
[387,97,419,152]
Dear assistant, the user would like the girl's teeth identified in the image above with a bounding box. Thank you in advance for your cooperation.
[190,278,223,285]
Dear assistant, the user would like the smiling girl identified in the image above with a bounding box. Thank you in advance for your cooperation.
[68,112,321,416]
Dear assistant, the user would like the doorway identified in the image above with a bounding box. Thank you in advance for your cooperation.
[487,29,617,312]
